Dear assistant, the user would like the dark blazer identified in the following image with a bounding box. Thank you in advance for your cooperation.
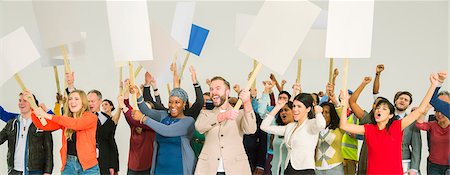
[96,112,119,174]
[243,112,267,172]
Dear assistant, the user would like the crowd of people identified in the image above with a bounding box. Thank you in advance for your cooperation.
[0,64,448,175]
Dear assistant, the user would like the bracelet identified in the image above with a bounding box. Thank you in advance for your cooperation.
[139,116,145,124]
[153,88,158,92]
[375,73,380,75]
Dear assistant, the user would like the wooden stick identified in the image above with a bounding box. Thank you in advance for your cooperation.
[296,59,302,83]
[128,61,138,109]
[14,73,47,125]
[179,52,190,79]
[252,59,257,89]
[60,45,71,74]
[60,45,71,100]
[167,83,171,95]
[342,58,349,91]
[134,64,143,78]
[234,63,263,110]
[119,66,123,95]
[341,58,349,124]
[53,66,61,95]
[329,58,334,83]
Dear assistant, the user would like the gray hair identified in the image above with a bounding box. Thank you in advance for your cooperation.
[170,88,188,102]
[88,89,102,100]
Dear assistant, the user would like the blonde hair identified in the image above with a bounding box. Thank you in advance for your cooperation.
[63,90,89,141]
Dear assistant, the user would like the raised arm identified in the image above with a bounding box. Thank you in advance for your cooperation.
[270,73,283,93]
[349,77,372,119]
[430,72,449,118]
[143,116,194,137]
[260,99,287,136]
[310,105,326,134]
[185,65,204,119]
[239,89,257,134]
[340,90,365,135]
[171,62,180,88]
[401,73,441,130]
[373,64,384,95]
[0,106,18,122]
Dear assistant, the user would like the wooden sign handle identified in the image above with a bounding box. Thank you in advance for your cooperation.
[53,66,61,95]
[234,63,262,110]
[329,58,334,83]
[296,59,302,84]
[134,65,143,78]
[14,73,47,125]
[179,52,191,79]
[251,59,257,89]
[128,61,138,109]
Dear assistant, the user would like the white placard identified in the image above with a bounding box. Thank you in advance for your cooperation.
[171,1,195,48]
[140,23,181,80]
[107,1,153,61]
[47,32,86,60]
[312,10,328,29]
[0,27,40,86]
[295,30,327,59]
[32,1,83,48]
[239,1,321,75]
[235,13,255,46]
[325,0,374,58]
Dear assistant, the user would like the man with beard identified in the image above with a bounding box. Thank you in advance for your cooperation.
[392,91,422,175]
[195,76,257,175]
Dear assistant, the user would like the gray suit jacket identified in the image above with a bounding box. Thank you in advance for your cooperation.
[194,105,257,175]
[402,120,422,171]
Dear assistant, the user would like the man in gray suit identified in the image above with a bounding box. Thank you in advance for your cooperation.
[393,91,421,175]
[195,76,256,175]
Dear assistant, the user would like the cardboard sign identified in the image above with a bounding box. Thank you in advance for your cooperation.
[325,0,374,58]
[107,0,153,61]
[186,24,209,56]
[0,27,40,86]
[171,1,195,48]
[239,1,321,75]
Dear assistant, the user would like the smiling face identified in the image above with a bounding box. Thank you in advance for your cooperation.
[210,79,229,107]
[280,104,294,124]
[292,100,311,121]
[18,95,31,114]
[68,92,83,113]
[322,105,331,126]
[168,96,185,118]
[101,101,112,113]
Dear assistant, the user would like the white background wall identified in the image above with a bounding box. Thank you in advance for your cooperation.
[0,1,448,174]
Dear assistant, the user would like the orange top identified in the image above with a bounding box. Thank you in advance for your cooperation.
[31,111,98,171]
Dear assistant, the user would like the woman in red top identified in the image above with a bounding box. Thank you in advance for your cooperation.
[28,90,99,175]
[339,73,440,174]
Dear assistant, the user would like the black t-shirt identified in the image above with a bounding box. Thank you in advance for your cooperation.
[67,132,77,156]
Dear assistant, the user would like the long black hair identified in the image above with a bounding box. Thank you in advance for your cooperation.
[368,96,390,124]
[320,102,340,130]
[293,93,315,119]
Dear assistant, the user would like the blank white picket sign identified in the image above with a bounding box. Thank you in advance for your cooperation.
[239,1,321,75]
[107,1,153,62]
[0,27,40,86]
[325,0,374,58]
